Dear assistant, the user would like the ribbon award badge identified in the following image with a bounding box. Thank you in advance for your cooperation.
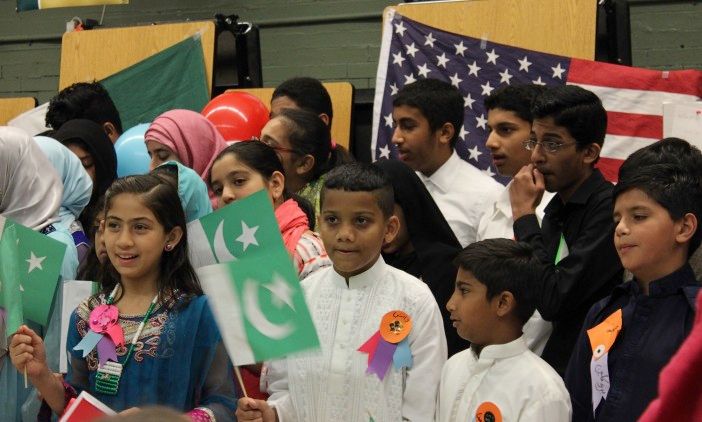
[358,310,413,380]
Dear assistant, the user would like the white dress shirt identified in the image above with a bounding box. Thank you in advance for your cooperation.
[435,336,571,422]
[476,182,556,355]
[417,151,502,247]
[266,257,448,422]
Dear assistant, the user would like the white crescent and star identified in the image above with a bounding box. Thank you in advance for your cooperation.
[213,221,237,262]
[26,251,46,273]
[243,277,295,340]
[236,221,260,252]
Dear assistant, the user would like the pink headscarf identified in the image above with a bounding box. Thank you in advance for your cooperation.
[145,109,227,205]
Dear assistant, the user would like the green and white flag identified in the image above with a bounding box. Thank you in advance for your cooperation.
[188,190,285,267]
[199,254,319,365]
[0,216,66,339]
[189,190,319,364]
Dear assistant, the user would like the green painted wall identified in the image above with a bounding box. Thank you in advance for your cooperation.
[630,1,702,70]
[0,0,699,105]
[0,0,391,103]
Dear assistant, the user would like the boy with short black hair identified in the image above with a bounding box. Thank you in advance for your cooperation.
[271,77,334,127]
[392,78,501,247]
[237,162,447,422]
[565,142,702,421]
[45,82,123,142]
[509,85,623,374]
[437,238,571,421]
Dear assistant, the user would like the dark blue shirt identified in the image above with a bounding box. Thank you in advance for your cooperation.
[565,264,699,422]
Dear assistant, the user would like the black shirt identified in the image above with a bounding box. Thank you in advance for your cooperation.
[564,264,699,421]
[513,169,623,374]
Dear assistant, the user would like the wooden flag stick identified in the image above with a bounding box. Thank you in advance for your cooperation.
[234,366,249,398]
[24,366,28,388]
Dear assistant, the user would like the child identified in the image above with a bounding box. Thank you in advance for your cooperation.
[392,78,501,247]
[565,153,702,421]
[477,84,554,356]
[45,81,123,142]
[270,76,353,165]
[151,160,213,222]
[259,108,338,229]
[375,159,466,357]
[144,109,228,207]
[77,195,107,281]
[236,162,447,422]
[209,141,331,280]
[437,238,571,421]
[54,118,118,234]
[35,135,93,265]
[478,84,551,240]
[9,174,237,420]
[509,85,623,374]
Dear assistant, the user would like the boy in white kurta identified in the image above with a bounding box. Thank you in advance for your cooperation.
[237,163,448,422]
[436,239,570,422]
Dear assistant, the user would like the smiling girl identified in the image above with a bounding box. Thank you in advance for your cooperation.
[10,175,236,421]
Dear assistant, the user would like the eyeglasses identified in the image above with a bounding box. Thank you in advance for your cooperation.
[254,136,300,155]
[522,138,577,154]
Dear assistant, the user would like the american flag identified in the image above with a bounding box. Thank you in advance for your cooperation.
[371,10,702,183]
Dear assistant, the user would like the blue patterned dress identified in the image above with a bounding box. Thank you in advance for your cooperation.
[62,293,237,420]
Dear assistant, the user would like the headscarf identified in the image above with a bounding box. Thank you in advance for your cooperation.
[275,198,310,257]
[144,109,227,205]
[144,109,227,178]
[52,120,117,194]
[0,127,62,230]
[374,159,467,356]
[33,136,93,230]
[154,161,213,222]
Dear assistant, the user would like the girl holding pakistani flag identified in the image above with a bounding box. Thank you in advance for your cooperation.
[210,140,331,280]
[10,174,237,420]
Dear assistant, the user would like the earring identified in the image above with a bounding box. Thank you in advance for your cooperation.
[165,244,173,251]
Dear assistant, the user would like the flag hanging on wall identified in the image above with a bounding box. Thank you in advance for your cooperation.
[372,9,702,183]
[101,36,210,130]
[17,0,127,12]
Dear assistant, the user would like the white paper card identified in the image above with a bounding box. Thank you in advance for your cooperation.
[60,280,96,373]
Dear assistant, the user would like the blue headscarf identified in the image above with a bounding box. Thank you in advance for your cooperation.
[33,136,93,231]
[155,160,212,222]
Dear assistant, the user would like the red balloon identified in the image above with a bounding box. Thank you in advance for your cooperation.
[201,92,270,142]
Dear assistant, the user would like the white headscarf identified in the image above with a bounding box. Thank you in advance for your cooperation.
[0,127,62,230]
[34,136,93,230]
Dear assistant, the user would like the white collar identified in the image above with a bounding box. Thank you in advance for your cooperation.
[329,255,387,290]
[417,150,463,193]
[470,335,528,361]
[492,182,513,219]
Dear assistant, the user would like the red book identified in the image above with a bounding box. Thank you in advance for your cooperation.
[59,391,116,422]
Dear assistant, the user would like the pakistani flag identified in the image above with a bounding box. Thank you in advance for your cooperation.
[190,190,319,364]
[0,216,66,338]
[101,36,210,131]
[17,0,128,12]
[188,190,286,267]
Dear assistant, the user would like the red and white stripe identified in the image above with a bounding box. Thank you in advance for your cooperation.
[567,59,702,182]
